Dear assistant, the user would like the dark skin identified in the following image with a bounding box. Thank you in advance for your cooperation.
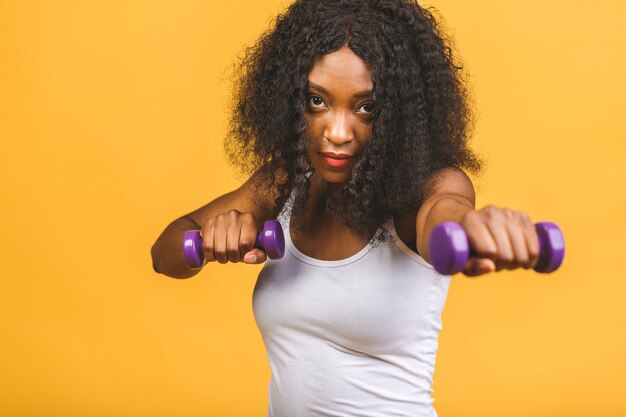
[291,45,421,262]
[290,45,541,276]
[153,45,540,278]
[291,45,375,260]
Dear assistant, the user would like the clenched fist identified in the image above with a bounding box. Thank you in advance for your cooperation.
[200,209,268,264]
[459,205,540,276]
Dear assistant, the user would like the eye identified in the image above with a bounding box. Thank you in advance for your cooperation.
[307,94,326,109]
[358,102,375,114]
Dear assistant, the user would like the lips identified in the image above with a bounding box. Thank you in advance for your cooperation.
[322,152,353,159]
[321,152,354,168]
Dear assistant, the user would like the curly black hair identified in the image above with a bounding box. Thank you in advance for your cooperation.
[224,0,484,243]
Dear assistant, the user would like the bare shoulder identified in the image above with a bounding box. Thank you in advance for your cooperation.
[181,165,287,228]
[421,167,475,206]
[393,167,475,254]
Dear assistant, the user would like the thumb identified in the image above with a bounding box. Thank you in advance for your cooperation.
[243,248,268,264]
[462,258,496,277]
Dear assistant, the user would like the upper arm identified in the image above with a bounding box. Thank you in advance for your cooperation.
[180,167,284,229]
[419,167,475,209]
[415,167,476,239]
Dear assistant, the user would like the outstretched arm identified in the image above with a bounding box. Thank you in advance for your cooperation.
[415,168,540,277]
[151,167,281,278]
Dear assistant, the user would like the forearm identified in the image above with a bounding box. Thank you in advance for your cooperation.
[151,217,202,279]
[417,196,475,265]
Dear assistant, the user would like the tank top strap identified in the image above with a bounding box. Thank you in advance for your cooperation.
[276,188,296,232]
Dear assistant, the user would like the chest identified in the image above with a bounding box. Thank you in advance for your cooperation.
[289,212,419,261]
[253,247,447,352]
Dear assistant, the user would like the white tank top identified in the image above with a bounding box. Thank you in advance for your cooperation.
[252,195,451,417]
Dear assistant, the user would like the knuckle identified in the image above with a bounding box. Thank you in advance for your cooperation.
[496,249,514,263]
[202,233,214,250]
[482,205,497,215]
[500,255,514,264]
[529,258,539,269]
[528,235,540,257]
[505,262,519,270]
[203,217,215,229]
[496,257,512,269]
[529,248,540,259]
[227,248,240,261]
[515,212,530,227]
[213,241,226,260]
[478,247,497,259]
[482,205,504,220]
[202,222,213,232]
[202,242,215,260]
[461,210,479,225]
[486,218,502,230]
[215,251,228,263]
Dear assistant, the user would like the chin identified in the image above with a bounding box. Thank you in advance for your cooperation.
[320,172,351,186]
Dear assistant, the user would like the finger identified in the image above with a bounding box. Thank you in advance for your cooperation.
[239,215,258,256]
[522,217,540,269]
[226,221,243,263]
[213,217,228,264]
[202,220,217,263]
[486,219,514,271]
[243,248,268,264]
[462,258,496,277]
[505,220,529,270]
[464,213,498,261]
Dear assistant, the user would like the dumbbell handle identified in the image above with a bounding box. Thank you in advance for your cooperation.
[182,220,285,269]
[429,221,565,275]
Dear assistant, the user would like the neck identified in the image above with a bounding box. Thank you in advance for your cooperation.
[300,172,346,228]
[309,171,345,198]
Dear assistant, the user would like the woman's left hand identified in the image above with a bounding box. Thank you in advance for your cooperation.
[459,205,541,277]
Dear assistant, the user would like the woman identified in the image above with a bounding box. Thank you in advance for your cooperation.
[151,0,540,415]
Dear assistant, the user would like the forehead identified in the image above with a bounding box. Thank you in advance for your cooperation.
[307,45,373,91]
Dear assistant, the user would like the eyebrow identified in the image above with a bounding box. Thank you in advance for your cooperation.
[306,81,373,99]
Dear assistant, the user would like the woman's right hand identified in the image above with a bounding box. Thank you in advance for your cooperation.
[199,209,267,265]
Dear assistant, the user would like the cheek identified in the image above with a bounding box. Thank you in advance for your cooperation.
[360,126,373,144]
[303,118,321,143]
[353,125,373,149]
[301,127,320,160]
[303,114,322,135]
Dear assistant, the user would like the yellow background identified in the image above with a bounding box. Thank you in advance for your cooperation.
[1,0,625,416]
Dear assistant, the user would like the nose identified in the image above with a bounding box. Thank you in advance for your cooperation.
[324,111,354,145]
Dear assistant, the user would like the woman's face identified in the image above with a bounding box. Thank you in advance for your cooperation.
[304,44,374,191]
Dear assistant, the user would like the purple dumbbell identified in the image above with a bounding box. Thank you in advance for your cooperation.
[429,221,565,275]
[183,220,285,269]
